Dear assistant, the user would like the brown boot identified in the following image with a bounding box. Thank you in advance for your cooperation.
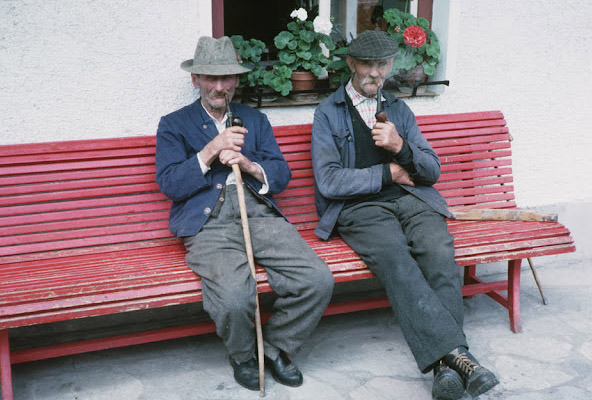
[444,348,499,398]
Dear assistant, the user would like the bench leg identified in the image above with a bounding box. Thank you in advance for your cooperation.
[463,265,477,298]
[508,259,522,333]
[0,329,14,400]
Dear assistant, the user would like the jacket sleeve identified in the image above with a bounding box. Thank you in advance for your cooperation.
[244,113,291,195]
[395,103,441,186]
[311,106,383,200]
[155,116,211,202]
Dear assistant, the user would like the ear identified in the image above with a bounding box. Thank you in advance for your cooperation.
[191,74,200,89]
[346,56,356,73]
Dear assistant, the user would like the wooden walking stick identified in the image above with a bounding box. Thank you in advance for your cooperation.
[449,208,558,223]
[527,257,548,305]
[225,96,265,396]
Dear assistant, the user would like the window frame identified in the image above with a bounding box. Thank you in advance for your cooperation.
[211,0,433,37]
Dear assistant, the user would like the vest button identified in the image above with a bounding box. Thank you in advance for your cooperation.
[204,207,211,215]
[216,183,223,190]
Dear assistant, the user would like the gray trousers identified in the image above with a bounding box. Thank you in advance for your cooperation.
[336,195,468,373]
[184,185,334,363]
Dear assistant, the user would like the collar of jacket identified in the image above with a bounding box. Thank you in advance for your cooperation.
[332,84,399,107]
[187,99,225,140]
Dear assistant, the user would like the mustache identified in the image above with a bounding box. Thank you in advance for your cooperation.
[209,90,232,98]
[360,77,382,86]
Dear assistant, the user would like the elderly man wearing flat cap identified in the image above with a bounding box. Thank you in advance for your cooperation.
[311,30,499,399]
[155,36,333,391]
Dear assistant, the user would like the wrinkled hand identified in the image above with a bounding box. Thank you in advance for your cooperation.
[389,162,414,186]
[372,121,403,153]
[219,150,265,183]
[200,126,247,166]
[219,149,247,167]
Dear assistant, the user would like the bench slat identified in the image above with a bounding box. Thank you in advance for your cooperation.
[0,202,170,229]
[0,166,156,186]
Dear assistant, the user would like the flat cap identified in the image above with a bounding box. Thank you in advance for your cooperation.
[348,30,398,60]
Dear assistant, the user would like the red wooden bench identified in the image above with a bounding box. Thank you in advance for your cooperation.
[0,110,575,399]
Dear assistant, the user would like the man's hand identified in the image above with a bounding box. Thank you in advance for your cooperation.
[389,162,414,186]
[372,121,403,153]
[200,126,247,166]
[219,150,265,183]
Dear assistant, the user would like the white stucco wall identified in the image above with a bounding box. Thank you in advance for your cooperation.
[2,0,591,210]
[0,0,201,143]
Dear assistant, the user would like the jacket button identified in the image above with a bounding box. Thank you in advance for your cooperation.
[204,207,211,215]
[219,196,224,202]
[216,183,223,190]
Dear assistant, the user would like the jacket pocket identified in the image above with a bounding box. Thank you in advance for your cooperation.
[331,129,351,153]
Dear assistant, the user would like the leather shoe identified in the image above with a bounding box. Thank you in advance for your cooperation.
[265,351,303,387]
[432,361,465,400]
[229,356,259,391]
[444,348,499,398]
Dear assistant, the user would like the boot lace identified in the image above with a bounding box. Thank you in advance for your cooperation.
[454,353,480,376]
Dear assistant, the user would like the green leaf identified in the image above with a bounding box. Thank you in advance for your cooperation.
[319,34,336,51]
[311,64,323,76]
[287,21,298,32]
[274,31,294,49]
[417,17,430,30]
[300,30,315,43]
[296,50,312,61]
[426,43,439,58]
[278,51,296,65]
[422,63,435,76]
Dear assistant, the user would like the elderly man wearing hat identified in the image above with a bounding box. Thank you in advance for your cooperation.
[311,30,499,399]
[155,36,333,391]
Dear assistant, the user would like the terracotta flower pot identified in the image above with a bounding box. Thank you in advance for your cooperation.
[290,71,317,91]
[392,65,428,94]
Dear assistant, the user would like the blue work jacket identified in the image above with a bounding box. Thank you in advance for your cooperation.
[311,86,452,240]
[155,100,291,237]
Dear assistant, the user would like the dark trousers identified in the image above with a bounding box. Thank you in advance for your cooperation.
[184,185,334,363]
[336,194,468,372]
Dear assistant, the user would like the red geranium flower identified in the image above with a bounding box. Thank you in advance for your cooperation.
[403,25,426,48]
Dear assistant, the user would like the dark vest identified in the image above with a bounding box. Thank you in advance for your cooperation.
[344,94,406,207]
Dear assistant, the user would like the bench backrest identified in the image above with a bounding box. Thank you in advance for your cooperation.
[0,110,511,264]
[275,110,513,228]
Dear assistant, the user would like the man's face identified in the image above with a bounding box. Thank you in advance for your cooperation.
[192,74,239,114]
[347,56,394,98]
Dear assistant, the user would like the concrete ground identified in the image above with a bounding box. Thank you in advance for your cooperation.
[9,257,592,400]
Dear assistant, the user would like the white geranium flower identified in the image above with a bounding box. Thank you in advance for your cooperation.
[290,8,308,21]
[313,16,333,35]
[319,42,330,57]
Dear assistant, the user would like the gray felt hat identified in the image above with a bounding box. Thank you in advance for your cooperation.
[181,36,251,75]
[348,30,398,60]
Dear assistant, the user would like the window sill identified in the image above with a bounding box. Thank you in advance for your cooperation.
[240,80,449,108]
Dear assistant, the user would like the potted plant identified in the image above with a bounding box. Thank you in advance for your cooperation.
[262,63,293,96]
[326,45,350,88]
[230,35,267,89]
[382,8,440,86]
[273,7,335,92]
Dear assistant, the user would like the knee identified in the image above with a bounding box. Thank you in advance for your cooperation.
[308,262,334,298]
[205,287,256,322]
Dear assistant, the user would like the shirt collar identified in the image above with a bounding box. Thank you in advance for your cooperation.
[345,79,383,107]
[201,100,228,133]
